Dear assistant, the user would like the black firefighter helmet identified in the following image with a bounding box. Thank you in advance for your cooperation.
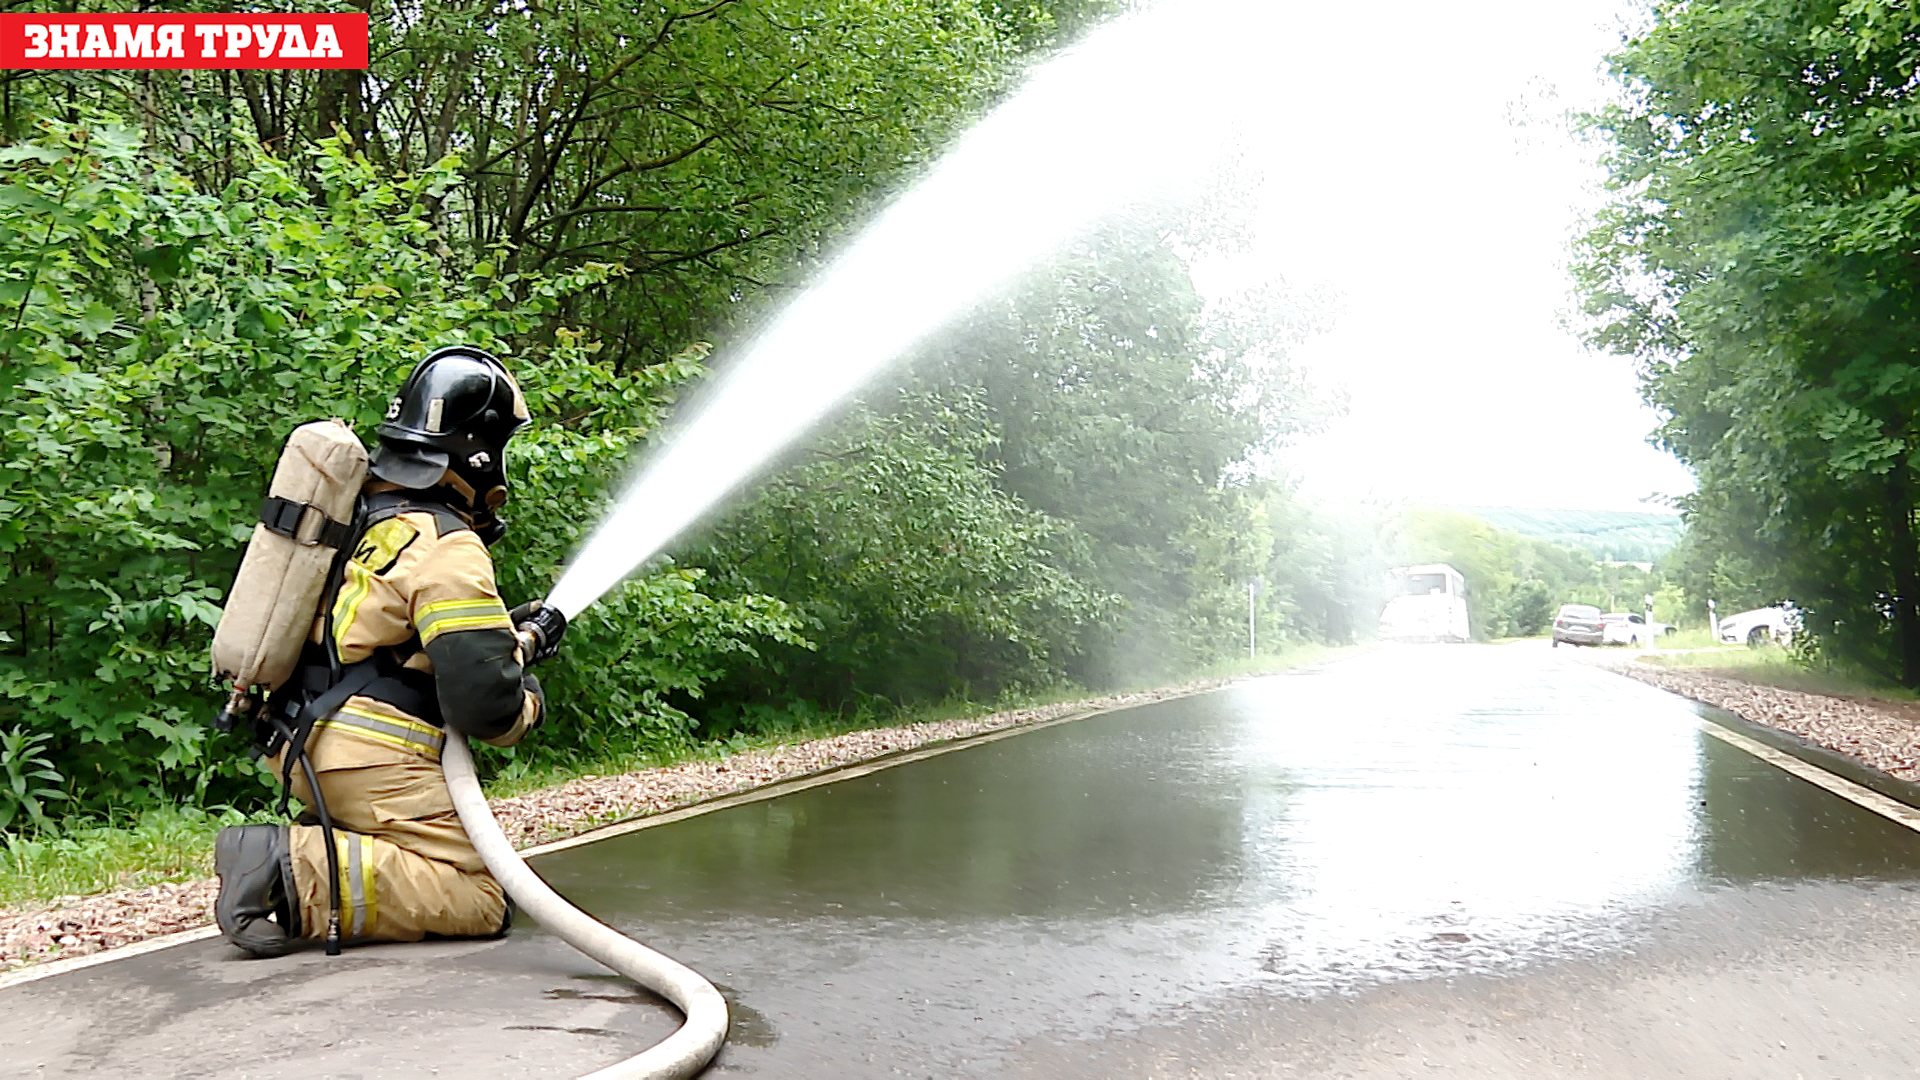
[369,346,530,543]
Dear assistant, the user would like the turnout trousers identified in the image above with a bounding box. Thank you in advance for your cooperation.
[273,698,507,942]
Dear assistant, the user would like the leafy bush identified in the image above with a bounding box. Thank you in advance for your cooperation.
[694,391,1112,706]
[0,118,796,816]
[0,727,65,833]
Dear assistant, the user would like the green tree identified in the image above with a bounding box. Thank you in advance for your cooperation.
[694,392,1112,708]
[909,225,1322,682]
[1263,493,1396,645]
[3,1,1116,373]
[686,218,1327,707]
[1578,0,1920,682]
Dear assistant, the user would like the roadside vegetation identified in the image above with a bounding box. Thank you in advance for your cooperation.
[1,641,1353,913]
[1578,0,1920,687]
[1396,507,1683,639]
[1634,641,1920,703]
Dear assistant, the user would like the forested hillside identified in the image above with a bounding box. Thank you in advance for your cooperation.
[1460,507,1682,563]
[0,2,1371,824]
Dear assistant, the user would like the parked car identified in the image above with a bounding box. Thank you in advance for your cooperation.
[1601,612,1651,647]
[1552,604,1605,647]
[1717,605,1797,648]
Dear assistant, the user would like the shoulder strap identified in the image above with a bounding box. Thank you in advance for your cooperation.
[364,489,470,538]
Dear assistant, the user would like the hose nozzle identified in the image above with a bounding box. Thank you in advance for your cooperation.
[513,599,567,666]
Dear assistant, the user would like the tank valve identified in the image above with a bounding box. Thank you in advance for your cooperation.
[211,682,257,733]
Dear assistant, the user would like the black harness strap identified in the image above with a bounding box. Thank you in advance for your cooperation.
[273,661,381,816]
[258,495,356,550]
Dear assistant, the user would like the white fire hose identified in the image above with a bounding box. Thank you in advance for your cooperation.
[443,730,730,1079]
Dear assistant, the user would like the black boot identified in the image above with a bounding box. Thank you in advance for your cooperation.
[214,825,303,958]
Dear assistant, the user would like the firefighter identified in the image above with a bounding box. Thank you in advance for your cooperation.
[213,346,566,956]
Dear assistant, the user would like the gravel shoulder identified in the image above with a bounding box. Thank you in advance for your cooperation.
[0,679,1229,973]
[1596,653,1920,782]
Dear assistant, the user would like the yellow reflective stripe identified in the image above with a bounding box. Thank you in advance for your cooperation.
[338,704,441,740]
[360,833,376,937]
[330,562,375,650]
[422,614,511,640]
[333,832,354,934]
[315,708,444,759]
[314,722,424,756]
[357,834,374,933]
[346,831,366,936]
[418,597,507,619]
[416,597,510,645]
[333,832,377,939]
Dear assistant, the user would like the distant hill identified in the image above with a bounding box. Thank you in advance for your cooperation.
[1456,506,1684,563]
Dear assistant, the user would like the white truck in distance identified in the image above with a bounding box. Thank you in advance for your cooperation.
[1379,564,1471,644]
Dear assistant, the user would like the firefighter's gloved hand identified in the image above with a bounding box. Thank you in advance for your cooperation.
[510,599,567,665]
[523,673,545,736]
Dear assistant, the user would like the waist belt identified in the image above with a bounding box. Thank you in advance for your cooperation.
[285,649,443,728]
[360,668,443,728]
[315,705,447,760]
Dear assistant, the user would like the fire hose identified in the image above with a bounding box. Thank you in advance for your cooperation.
[443,702,729,1079]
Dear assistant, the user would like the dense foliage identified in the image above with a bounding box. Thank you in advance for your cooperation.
[1578,0,1920,682]
[0,121,800,814]
[0,1,1116,372]
[4,1,1383,828]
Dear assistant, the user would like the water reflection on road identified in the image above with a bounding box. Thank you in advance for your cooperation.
[532,646,1920,1075]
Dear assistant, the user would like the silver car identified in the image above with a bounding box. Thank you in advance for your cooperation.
[1552,604,1604,647]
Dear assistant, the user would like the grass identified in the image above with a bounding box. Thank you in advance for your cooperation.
[1,641,1361,913]
[0,804,255,912]
[1188,641,1360,680]
[1633,640,1920,702]
[1653,627,1722,650]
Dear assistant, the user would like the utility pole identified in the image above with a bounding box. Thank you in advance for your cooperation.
[1248,578,1261,661]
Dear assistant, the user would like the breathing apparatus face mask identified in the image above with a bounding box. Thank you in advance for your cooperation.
[472,483,510,547]
[438,457,511,546]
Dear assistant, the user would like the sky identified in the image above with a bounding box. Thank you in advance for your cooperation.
[1189,0,1692,513]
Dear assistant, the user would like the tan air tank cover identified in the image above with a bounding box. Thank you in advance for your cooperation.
[211,420,369,693]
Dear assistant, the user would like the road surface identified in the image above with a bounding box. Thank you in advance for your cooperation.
[6,645,1920,1078]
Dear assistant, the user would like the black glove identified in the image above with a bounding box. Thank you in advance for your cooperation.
[522,672,545,737]
[509,599,567,665]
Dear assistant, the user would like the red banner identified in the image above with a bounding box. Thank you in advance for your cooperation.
[0,14,367,69]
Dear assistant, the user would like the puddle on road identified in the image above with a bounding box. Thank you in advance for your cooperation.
[529,646,1920,1071]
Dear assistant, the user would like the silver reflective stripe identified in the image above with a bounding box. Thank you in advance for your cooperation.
[346,834,367,937]
[321,711,446,756]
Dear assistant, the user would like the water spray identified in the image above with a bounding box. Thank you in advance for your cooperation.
[544,0,1268,620]
[447,3,1274,1077]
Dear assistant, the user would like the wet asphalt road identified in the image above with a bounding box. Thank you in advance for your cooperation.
[9,645,1920,1078]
